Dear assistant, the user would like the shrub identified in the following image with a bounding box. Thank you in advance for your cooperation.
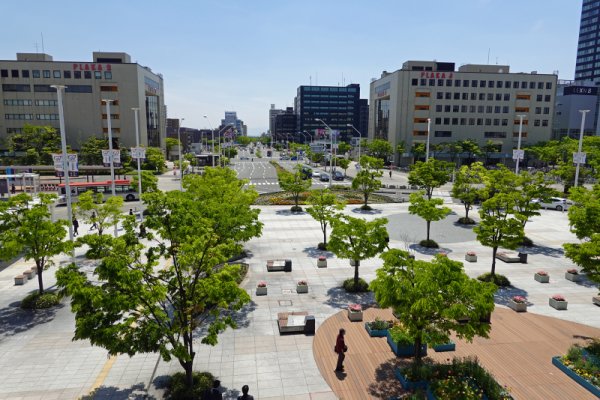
[521,236,534,247]
[419,239,439,248]
[477,273,511,287]
[317,243,327,250]
[165,371,214,400]
[368,318,392,331]
[360,204,372,211]
[388,325,413,345]
[458,217,476,225]
[290,205,303,212]
[343,277,369,293]
[21,292,61,309]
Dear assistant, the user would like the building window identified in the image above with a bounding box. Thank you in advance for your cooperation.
[515,107,529,112]
[102,114,120,120]
[470,93,476,100]
[516,94,531,100]
[495,93,502,101]
[534,119,540,126]
[415,91,430,97]
[462,92,468,100]
[497,81,503,88]
[94,71,102,79]
[446,79,452,86]
[529,82,535,89]
[415,105,429,110]
[21,70,29,78]
[486,106,493,113]
[485,118,491,125]
[435,117,442,124]
[435,105,442,112]
[460,118,466,125]
[74,71,82,79]
[535,107,541,114]
[504,94,510,101]
[0,69,7,78]
[494,106,501,113]
[546,82,552,90]
[420,78,426,86]
[543,107,549,114]
[36,114,59,120]
[454,92,460,100]
[484,131,507,138]
[477,118,483,125]
[53,70,61,78]
[429,79,435,86]
[544,95,551,102]
[455,79,461,87]
[435,130,452,137]
[104,71,112,79]
[64,71,71,79]
[469,118,475,125]
[436,92,443,99]
[503,106,509,113]
[537,82,544,89]
[453,105,459,112]
[502,119,508,126]
[461,105,467,112]
[65,85,93,93]
[542,119,548,126]
[477,105,484,113]
[445,92,451,99]
[480,80,486,87]
[472,80,478,87]
[4,99,32,106]
[437,79,444,86]
[411,78,418,86]
[43,70,51,78]
[469,105,476,112]
[5,113,34,120]
[536,94,542,101]
[84,71,92,79]
[487,93,493,101]
[35,99,57,106]
[32,70,40,78]
[452,118,458,125]
[479,93,485,101]
[2,84,31,92]
[463,80,469,87]
[445,105,451,112]
[493,119,500,126]
[11,70,19,78]
[505,81,511,88]
[488,80,495,88]
[444,117,450,125]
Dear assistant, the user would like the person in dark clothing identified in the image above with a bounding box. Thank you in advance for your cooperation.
[202,379,222,400]
[139,223,146,238]
[90,211,97,230]
[334,328,347,372]
[237,384,254,400]
[72,217,79,237]
[10,184,16,194]
[389,170,392,178]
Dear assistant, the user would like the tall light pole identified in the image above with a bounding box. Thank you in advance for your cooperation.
[347,124,362,162]
[51,85,74,248]
[131,107,143,222]
[575,109,590,187]
[217,124,233,166]
[425,118,431,162]
[316,118,334,188]
[514,114,526,174]
[177,118,185,191]
[203,115,215,167]
[102,99,118,237]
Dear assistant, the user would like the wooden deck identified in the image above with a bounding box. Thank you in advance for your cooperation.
[312,307,600,399]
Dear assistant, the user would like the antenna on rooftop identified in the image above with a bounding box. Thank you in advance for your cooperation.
[41,33,45,53]
[487,48,490,64]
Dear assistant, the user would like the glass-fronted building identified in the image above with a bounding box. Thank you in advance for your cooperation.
[576,0,600,82]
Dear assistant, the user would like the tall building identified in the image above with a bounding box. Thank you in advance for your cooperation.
[575,0,600,82]
[269,104,285,135]
[221,111,245,136]
[369,60,557,165]
[272,107,298,142]
[553,80,599,139]
[0,51,166,150]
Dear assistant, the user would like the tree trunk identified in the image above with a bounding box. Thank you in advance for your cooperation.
[323,223,327,246]
[414,332,423,364]
[465,204,470,220]
[491,246,498,277]
[353,260,359,286]
[426,221,431,242]
[36,261,44,294]
[364,193,369,207]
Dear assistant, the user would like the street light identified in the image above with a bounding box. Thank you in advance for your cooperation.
[177,118,184,191]
[217,124,234,166]
[425,118,431,162]
[316,118,334,188]
[102,99,118,237]
[347,124,362,162]
[51,85,74,249]
[203,115,216,167]
[131,107,143,222]
[514,115,526,174]
[575,109,590,187]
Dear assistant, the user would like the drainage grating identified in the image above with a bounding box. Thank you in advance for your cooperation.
[281,289,294,295]
[278,300,293,306]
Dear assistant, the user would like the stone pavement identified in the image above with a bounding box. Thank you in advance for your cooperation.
[0,200,598,399]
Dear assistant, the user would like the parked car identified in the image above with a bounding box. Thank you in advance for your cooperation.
[533,197,573,211]
[333,171,344,181]
[312,171,321,179]
[320,173,330,182]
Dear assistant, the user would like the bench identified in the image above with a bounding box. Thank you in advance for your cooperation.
[593,297,600,306]
[267,259,292,272]
[277,311,315,335]
[495,252,521,263]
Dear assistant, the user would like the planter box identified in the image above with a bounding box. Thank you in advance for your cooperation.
[296,285,308,294]
[364,322,389,337]
[23,270,35,280]
[534,273,550,283]
[552,356,600,397]
[256,286,267,296]
[348,309,363,322]
[28,267,37,277]
[433,342,456,352]
[593,296,600,306]
[426,386,488,400]
[508,299,527,312]
[394,367,428,391]
[387,331,427,357]
[565,272,581,282]
[465,254,477,262]
[317,259,327,268]
[14,275,27,285]
[549,297,568,310]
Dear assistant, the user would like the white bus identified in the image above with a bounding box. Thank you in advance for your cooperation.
[57,179,139,205]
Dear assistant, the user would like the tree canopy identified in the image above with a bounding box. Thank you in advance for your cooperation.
[9,124,61,165]
[352,155,383,209]
[367,139,393,161]
[306,189,345,249]
[79,136,108,165]
[142,147,167,173]
[451,162,488,223]
[278,165,312,211]
[408,191,451,246]
[408,160,452,200]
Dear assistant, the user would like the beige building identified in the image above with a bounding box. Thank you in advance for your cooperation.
[369,61,557,164]
[0,51,166,151]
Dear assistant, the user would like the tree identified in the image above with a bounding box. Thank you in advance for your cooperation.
[408,160,452,200]
[237,136,252,146]
[79,136,108,165]
[9,124,61,165]
[458,139,482,165]
[130,170,159,193]
[336,157,350,177]
[563,184,600,286]
[74,191,124,237]
[408,191,451,247]
[165,137,180,160]
[367,139,393,161]
[483,140,500,166]
[514,171,554,230]
[441,142,463,165]
[56,188,253,390]
[337,142,351,155]
[474,193,525,277]
[370,250,495,364]
[142,147,166,173]
[306,189,345,250]
[328,214,389,290]
[278,165,312,212]
[0,193,72,294]
[352,156,383,210]
[451,162,488,224]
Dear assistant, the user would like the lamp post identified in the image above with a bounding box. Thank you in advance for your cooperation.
[217,124,233,166]
[514,114,526,174]
[347,124,362,162]
[575,109,590,187]
[102,99,118,237]
[425,118,431,162]
[177,118,184,191]
[51,85,74,248]
[316,119,334,188]
[131,107,143,222]
[203,115,215,167]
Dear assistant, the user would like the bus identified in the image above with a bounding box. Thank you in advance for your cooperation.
[56,179,139,205]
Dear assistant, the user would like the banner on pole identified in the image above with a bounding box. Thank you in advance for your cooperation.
[512,149,525,161]
[130,147,146,160]
[52,154,79,177]
[102,149,122,168]
[573,152,587,164]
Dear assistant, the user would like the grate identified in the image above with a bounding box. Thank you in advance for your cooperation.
[278,300,293,306]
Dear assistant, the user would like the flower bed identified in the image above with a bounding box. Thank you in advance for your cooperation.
[387,327,427,357]
[465,251,477,262]
[508,295,527,312]
[553,341,600,397]
[365,318,392,337]
[565,268,581,282]
[296,280,308,293]
[534,270,549,283]
[256,281,267,296]
[549,294,568,310]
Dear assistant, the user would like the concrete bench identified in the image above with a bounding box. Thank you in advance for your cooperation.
[593,297,600,306]
[277,312,315,335]
[14,275,27,285]
[267,259,292,272]
[495,252,521,263]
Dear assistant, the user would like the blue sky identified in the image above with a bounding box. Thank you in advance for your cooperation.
[0,0,582,135]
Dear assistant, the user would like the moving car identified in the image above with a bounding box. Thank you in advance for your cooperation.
[533,197,573,211]
[311,171,321,179]
[333,171,344,181]
[320,173,330,182]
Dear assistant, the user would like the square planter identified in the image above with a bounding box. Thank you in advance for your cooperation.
[348,309,363,322]
[317,259,327,268]
[465,254,477,262]
[433,341,456,352]
[28,267,37,277]
[364,322,389,337]
[534,273,550,283]
[552,356,600,397]
[23,270,35,280]
[549,298,568,310]
[394,367,428,391]
[565,272,581,282]
[14,275,27,285]
[296,284,308,294]
[387,331,427,357]
[256,286,267,296]
[508,299,527,312]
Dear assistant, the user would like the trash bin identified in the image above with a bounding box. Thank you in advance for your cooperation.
[304,316,315,335]
[518,252,528,264]
[284,259,292,272]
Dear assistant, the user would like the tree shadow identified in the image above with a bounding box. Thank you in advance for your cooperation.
[452,221,478,229]
[302,246,334,259]
[351,207,383,215]
[367,357,409,399]
[409,244,453,256]
[323,286,376,310]
[0,299,64,341]
[522,245,564,258]
[275,209,306,216]
[83,383,151,400]
[571,275,599,289]
[0,253,24,274]
[494,286,531,307]
[192,300,258,340]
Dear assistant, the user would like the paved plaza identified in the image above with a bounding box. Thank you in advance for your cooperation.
[0,185,599,399]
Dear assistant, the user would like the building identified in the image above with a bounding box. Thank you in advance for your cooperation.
[269,104,285,135]
[575,0,600,82]
[0,51,166,151]
[358,99,369,138]
[272,107,298,142]
[369,61,557,165]
[294,83,366,143]
[553,80,600,139]
[221,111,246,136]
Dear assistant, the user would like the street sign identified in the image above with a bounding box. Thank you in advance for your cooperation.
[102,149,122,168]
[573,152,587,164]
[130,147,146,160]
[52,153,79,177]
[512,149,525,160]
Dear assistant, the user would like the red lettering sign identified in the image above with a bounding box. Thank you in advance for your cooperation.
[73,63,78,70]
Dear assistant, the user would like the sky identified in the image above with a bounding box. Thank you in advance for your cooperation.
[0,0,583,136]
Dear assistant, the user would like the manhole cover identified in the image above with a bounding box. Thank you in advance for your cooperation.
[281,289,293,295]
[279,300,293,306]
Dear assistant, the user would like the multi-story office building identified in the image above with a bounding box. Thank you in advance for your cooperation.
[553,80,599,139]
[0,51,166,151]
[221,111,246,136]
[369,61,557,164]
[269,104,285,135]
[576,0,600,82]
[294,84,366,142]
[272,107,298,142]
[358,99,369,138]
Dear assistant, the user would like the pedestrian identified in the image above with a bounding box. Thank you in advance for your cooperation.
[334,328,347,372]
[389,170,392,178]
[72,217,79,237]
[237,384,254,400]
[139,223,146,238]
[202,379,222,400]
[10,184,15,194]
[90,211,97,231]
[129,209,134,216]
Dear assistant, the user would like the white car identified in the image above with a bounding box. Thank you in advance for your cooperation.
[311,171,321,179]
[534,197,573,211]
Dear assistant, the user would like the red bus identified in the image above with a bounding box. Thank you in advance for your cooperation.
[57,179,139,205]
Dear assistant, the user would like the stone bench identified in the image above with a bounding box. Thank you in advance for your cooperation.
[593,297,600,306]
[14,275,27,285]
[267,259,292,272]
[277,311,315,335]
[495,252,522,263]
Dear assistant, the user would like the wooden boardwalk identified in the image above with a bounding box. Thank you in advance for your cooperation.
[312,307,600,400]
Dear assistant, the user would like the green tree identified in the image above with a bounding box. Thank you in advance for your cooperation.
[142,147,166,173]
[278,165,312,212]
[0,193,72,294]
[408,191,451,247]
[165,137,180,160]
[328,214,389,290]
[370,250,495,364]
[368,139,393,161]
[336,157,351,177]
[514,171,554,230]
[474,193,525,277]
[408,160,452,200]
[237,136,252,146]
[411,143,427,163]
[56,188,252,390]
[310,152,324,164]
[441,142,463,165]
[458,139,482,164]
[130,170,159,193]
[306,189,345,249]
[337,142,352,155]
[483,140,500,166]
[79,136,108,165]
[451,162,488,224]
[352,155,383,210]
[9,124,61,165]
[74,191,124,237]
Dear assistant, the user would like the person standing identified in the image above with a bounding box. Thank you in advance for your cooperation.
[389,169,392,179]
[90,211,97,231]
[334,328,347,372]
[237,384,254,400]
[202,379,222,400]
[72,217,79,237]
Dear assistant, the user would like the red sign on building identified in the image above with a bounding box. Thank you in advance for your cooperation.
[72,63,112,71]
